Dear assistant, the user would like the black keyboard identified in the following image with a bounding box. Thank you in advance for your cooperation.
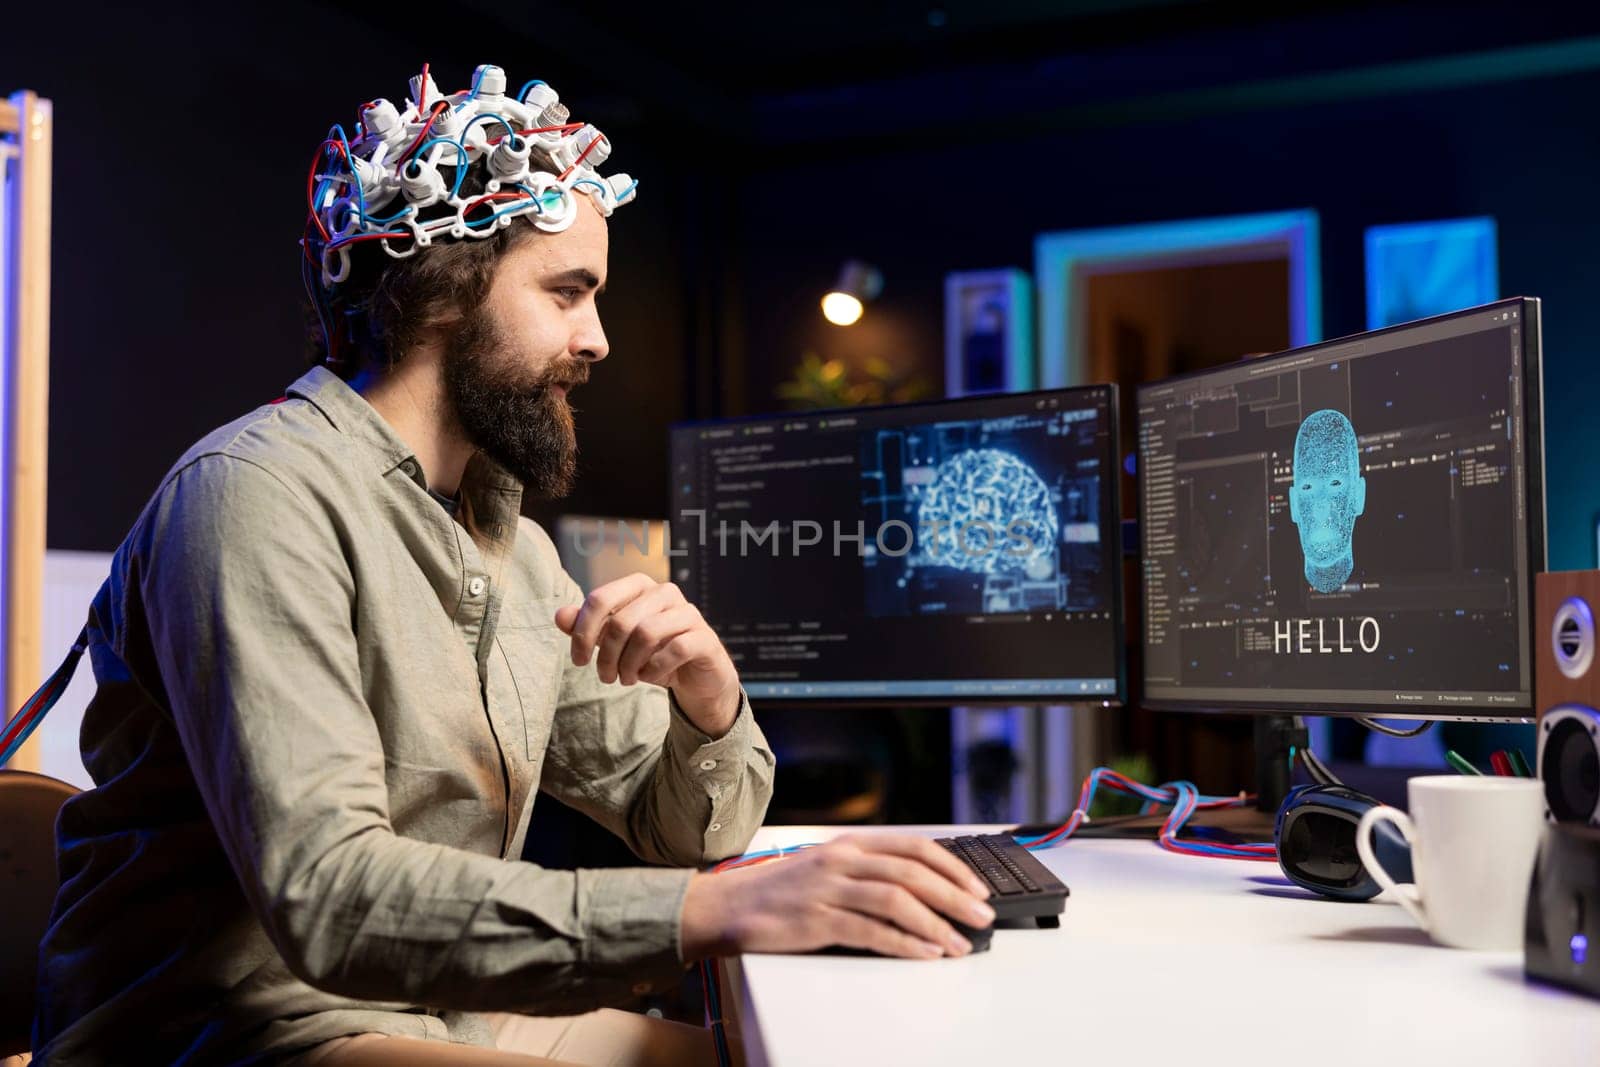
[937,833,1069,928]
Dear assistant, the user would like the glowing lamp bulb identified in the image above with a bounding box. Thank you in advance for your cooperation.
[822,291,864,326]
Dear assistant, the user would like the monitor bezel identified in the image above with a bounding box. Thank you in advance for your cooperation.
[1134,296,1546,722]
[667,383,1128,709]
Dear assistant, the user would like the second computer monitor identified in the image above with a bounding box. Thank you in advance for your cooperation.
[670,385,1125,704]
[1137,298,1544,718]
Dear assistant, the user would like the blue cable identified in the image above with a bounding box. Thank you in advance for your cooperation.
[463,201,541,230]
[360,204,414,226]
[461,111,514,142]
[328,124,366,219]
[517,78,547,101]
[0,632,87,767]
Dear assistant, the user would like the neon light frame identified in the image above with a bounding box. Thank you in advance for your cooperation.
[1035,210,1322,387]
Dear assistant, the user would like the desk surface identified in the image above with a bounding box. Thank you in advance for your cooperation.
[725,825,1600,1067]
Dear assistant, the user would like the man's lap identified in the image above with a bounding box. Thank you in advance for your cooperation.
[295,1008,712,1067]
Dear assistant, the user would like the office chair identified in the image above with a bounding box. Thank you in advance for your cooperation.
[0,769,78,1060]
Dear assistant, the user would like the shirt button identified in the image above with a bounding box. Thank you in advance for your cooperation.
[400,460,417,477]
[699,759,717,772]
[468,577,487,597]
[709,822,723,832]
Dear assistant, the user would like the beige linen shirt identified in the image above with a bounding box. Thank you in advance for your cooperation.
[32,366,774,1064]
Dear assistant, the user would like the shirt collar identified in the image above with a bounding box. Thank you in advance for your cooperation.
[283,365,526,500]
[286,365,417,476]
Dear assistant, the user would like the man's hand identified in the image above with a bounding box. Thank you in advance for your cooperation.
[554,574,740,736]
[679,834,997,960]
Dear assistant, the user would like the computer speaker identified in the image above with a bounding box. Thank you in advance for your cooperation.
[1535,571,1600,826]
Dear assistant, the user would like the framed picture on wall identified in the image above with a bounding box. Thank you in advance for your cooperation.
[943,268,1034,398]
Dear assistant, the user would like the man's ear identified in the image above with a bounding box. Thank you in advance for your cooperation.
[1354,475,1367,517]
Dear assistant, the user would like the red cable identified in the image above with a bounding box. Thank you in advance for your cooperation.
[393,101,450,169]
[559,131,609,181]
[306,147,332,241]
[418,61,429,113]
[1490,751,1514,777]
[488,122,586,146]
[0,668,70,752]
[304,139,352,242]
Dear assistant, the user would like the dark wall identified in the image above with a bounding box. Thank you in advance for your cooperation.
[4,1,699,551]
[7,3,1597,574]
[736,53,1600,573]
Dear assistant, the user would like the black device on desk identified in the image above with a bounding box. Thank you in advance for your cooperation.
[937,833,1068,943]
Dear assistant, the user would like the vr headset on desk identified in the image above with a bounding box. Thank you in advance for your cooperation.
[1276,783,1413,901]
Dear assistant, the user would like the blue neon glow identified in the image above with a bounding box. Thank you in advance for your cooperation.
[0,143,11,704]
[1364,217,1498,330]
[1573,933,1589,965]
[1035,210,1322,387]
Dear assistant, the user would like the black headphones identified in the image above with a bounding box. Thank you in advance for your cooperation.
[1275,783,1414,901]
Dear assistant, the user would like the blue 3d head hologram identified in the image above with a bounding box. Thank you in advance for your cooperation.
[1289,409,1365,594]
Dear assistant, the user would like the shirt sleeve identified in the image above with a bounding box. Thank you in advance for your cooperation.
[139,455,697,1012]
[535,554,775,872]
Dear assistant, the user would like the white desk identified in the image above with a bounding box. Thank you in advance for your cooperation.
[722,825,1600,1067]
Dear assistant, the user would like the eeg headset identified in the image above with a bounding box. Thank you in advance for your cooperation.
[302,62,636,291]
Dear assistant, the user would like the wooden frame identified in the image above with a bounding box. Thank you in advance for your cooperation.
[2,91,54,771]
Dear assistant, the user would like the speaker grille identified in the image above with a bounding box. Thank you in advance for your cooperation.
[1540,706,1600,825]
[1553,597,1596,680]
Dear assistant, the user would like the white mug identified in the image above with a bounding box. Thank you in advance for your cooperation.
[1355,775,1544,950]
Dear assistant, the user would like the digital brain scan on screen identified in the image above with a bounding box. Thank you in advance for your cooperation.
[667,386,1125,704]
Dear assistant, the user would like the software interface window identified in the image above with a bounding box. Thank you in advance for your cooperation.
[1139,303,1537,711]
[671,388,1122,700]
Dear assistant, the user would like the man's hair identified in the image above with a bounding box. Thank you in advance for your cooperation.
[304,146,560,380]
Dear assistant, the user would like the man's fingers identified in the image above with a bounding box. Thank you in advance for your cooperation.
[840,833,992,900]
[592,585,689,683]
[564,573,663,666]
[615,606,700,685]
[845,853,995,930]
[637,631,716,686]
[834,878,971,956]
[818,906,945,959]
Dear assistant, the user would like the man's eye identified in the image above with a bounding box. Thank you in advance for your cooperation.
[1331,479,1341,487]
[555,288,582,301]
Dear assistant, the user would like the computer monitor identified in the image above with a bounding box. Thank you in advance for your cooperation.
[1136,297,1545,720]
[669,385,1126,705]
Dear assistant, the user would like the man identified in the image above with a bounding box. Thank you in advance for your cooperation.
[31,65,994,1065]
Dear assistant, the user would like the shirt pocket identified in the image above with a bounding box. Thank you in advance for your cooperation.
[496,594,568,759]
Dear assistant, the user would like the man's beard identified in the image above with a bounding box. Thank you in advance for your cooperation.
[442,310,588,499]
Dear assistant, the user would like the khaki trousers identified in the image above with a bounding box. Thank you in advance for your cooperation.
[297,1009,715,1067]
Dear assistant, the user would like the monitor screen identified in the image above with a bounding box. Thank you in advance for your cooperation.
[669,386,1125,704]
[1136,298,1544,717]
